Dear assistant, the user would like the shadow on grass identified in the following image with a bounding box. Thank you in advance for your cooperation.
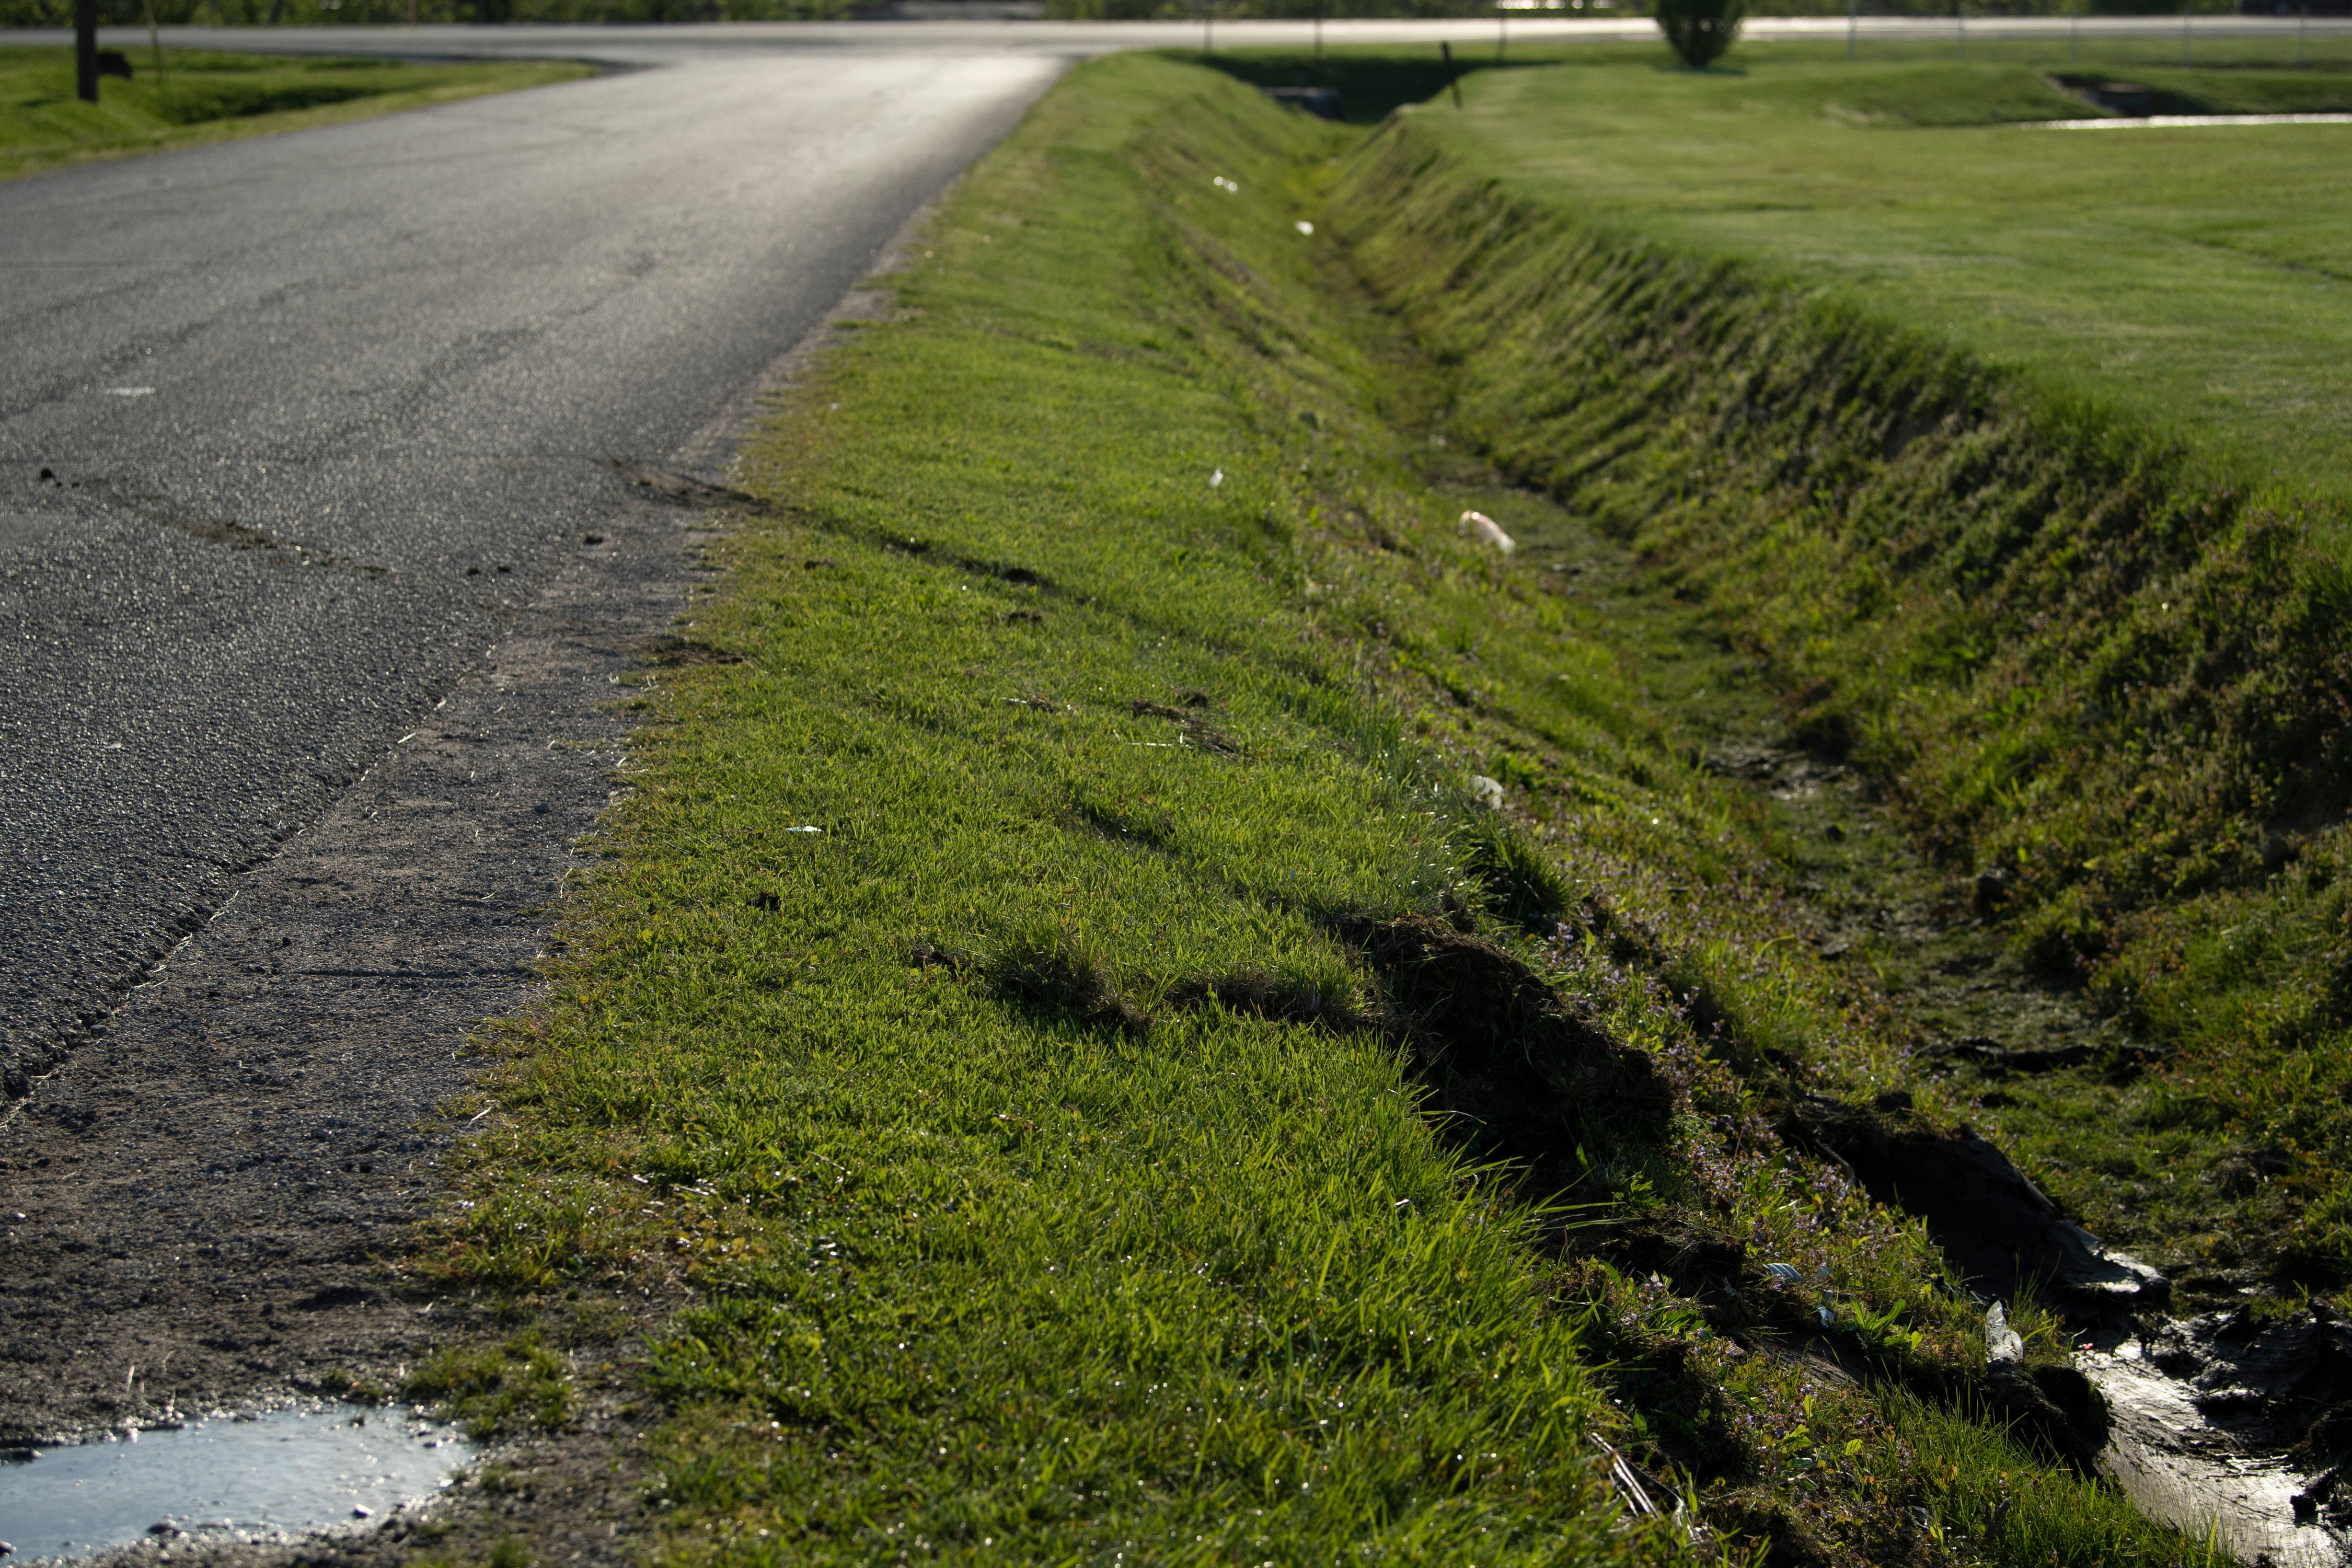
[1193,50,1531,124]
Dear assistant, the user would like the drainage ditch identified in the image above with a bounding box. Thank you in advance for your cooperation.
[1345,318,2352,1555]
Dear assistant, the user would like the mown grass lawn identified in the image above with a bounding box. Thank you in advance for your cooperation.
[1400,44,2352,503]
[0,45,591,181]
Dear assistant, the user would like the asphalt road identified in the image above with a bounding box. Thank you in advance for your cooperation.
[0,43,1075,1099]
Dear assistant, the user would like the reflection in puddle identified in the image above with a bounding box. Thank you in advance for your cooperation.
[0,1405,472,1563]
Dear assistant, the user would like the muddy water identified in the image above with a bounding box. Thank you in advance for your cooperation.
[0,1405,470,1562]
[2083,1343,2345,1567]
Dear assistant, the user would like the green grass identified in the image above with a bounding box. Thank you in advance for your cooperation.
[0,46,592,182]
[1385,48,2352,502]
[435,56,1662,1568]
[409,48,2236,1567]
[402,1329,575,1440]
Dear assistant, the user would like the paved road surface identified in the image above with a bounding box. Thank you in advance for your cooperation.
[0,42,1063,1098]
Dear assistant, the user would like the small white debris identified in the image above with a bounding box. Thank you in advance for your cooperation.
[1294,220,1315,235]
[106,387,155,397]
[1212,175,1239,192]
[786,825,823,834]
[1459,510,1514,554]
[352,1506,373,1519]
[1469,775,1505,810]
[1209,468,1224,489]
[1986,1300,2025,1364]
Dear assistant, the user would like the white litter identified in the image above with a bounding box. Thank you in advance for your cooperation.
[106,387,155,397]
[1209,467,1224,489]
[1212,175,1239,192]
[786,826,823,834]
[1986,1300,2026,1364]
[1294,220,1315,235]
[1459,509,1514,554]
[1469,775,1505,810]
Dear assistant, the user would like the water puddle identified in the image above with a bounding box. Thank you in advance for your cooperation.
[2083,1347,2344,1567]
[0,1405,472,1563]
[2079,1310,2352,1568]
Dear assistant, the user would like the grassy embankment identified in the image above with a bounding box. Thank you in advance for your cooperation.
[1321,43,2352,1303]
[400,46,2267,1568]
[0,45,591,181]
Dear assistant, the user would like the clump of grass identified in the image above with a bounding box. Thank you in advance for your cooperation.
[1887,1390,2218,1566]
[1165,961,1366,1029]
[402,1330,572,1439]
[989,924,1151,1036]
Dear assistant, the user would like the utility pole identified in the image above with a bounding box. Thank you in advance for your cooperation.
[143,0,165,93]
[1442,39,1462,107]
[75,0,98,103]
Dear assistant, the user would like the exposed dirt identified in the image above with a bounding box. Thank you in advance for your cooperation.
[1354,909,1678,1197]
[1790,1095,2168,1330]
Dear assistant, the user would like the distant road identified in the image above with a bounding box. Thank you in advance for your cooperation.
[1,7,2343,1102]
[15,13,2350,66]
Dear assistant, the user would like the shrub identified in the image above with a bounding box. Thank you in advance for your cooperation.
[1656,0,1743,69]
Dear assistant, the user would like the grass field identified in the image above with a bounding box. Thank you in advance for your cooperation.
[1346,43,2352,503]
[0,46,591,181]
[390,47,2266,1567]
